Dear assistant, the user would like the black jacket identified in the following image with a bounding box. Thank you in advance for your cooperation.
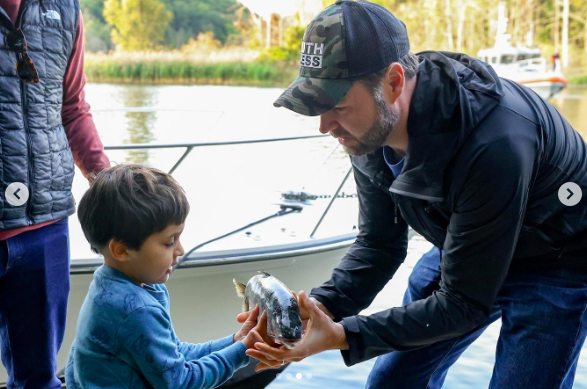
[310,51,587,366]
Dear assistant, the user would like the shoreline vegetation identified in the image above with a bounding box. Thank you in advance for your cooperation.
[84,52,299,87]
[85,52,587,86]
[570,75,587,85]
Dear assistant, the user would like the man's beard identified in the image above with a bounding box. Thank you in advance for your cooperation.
[342,88,400,156]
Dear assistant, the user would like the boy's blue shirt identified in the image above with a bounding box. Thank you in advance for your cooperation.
[66,265,249,389]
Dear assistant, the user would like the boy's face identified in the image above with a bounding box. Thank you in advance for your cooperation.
[125,223,185,285]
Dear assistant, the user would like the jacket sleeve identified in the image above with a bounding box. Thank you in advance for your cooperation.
[340,134,538,366]
[309,162,409,321]
[118,307,248,389]
[177,334,235,361]
[61,12,110,178]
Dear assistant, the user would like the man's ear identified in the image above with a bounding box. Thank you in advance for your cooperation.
[382,63,405,105]
[108,239,131,262]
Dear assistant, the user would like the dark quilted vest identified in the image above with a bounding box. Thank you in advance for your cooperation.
[0,0,78,229]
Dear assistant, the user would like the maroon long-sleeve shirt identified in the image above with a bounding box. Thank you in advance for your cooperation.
[0,2,110,240]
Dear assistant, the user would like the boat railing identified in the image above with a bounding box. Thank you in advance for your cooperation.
[101,134,358,259]
[103,134,328,174]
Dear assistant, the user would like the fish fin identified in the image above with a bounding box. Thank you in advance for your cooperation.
[243,298,249,312]
[258,271,272,277]
[233,279,247,299]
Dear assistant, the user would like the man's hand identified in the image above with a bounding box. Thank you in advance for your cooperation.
[297,292,335,333]
[245,291,348,372]
[308,295,335,320]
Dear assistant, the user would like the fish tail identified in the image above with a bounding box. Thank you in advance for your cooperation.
[233,279,247,298]
[233,279,250,312]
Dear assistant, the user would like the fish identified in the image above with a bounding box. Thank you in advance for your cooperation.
[233,271,303,349]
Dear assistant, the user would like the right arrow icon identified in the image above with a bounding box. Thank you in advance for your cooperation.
[559,182,582,206]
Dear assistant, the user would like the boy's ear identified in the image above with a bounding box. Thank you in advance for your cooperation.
[108,240,131,262]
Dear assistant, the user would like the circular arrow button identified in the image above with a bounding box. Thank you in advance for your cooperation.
[5,182,29,207]
[558,182,582,206]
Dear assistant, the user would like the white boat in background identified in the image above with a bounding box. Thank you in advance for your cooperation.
[477,2,567,100]
[0,135,363,388]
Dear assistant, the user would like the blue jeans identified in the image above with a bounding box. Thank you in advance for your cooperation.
[366,247,587,389]
[0,219,70,389]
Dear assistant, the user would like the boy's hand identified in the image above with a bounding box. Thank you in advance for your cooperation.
[233,306,260,343]
[242,311,268,349]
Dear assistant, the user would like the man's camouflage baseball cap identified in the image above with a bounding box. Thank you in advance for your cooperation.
[273,0,410,116]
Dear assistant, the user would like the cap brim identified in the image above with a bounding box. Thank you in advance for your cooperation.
[273,76,354,116]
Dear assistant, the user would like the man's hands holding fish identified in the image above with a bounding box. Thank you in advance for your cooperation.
[242,291,349,371]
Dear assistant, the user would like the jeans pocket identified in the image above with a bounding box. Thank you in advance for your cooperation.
[2,239,21,272]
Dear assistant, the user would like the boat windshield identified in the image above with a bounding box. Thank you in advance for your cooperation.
[501,54,515,64]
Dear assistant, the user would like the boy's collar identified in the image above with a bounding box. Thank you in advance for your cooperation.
[98,264,137,284]
[141,284,158,292]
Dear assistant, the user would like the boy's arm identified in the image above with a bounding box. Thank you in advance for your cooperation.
[166,282,236,359]
[176,335,235,360]
[118,307,248,389]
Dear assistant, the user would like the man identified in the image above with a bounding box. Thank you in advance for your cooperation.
[0,1,109,387]
[552,51,560,71]
[245,1,587,388]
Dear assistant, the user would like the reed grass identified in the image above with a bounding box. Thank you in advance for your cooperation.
[569,74,587,85]
[84,52,298,86]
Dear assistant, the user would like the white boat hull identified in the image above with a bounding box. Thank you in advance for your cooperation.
[518,80,567,100]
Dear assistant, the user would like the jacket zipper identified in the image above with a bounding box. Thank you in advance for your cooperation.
[392,192,434,237]
[438,246,443,270]
[395,192,444,269]
[410,202,435,242]
[21,78,34,224]
[18,8,34,224]
[392,193,400,224]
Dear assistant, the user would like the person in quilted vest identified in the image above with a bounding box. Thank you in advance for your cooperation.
[0,1,109,387]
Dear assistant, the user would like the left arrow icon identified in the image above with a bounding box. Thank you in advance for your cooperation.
[5,183,29,206]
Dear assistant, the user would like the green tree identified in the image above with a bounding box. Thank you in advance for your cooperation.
[104,0,173,51]
[82,0,109,21]
[80,0,114,52]
[162,0,238,48]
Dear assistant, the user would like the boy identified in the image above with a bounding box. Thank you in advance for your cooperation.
[66,164,265,388]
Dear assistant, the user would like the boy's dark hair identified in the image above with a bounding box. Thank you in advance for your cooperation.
[78,164,190,253]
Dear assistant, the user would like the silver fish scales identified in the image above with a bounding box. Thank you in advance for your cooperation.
[233,271,303,349]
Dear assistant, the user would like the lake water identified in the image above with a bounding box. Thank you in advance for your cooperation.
[82,83,587,388]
